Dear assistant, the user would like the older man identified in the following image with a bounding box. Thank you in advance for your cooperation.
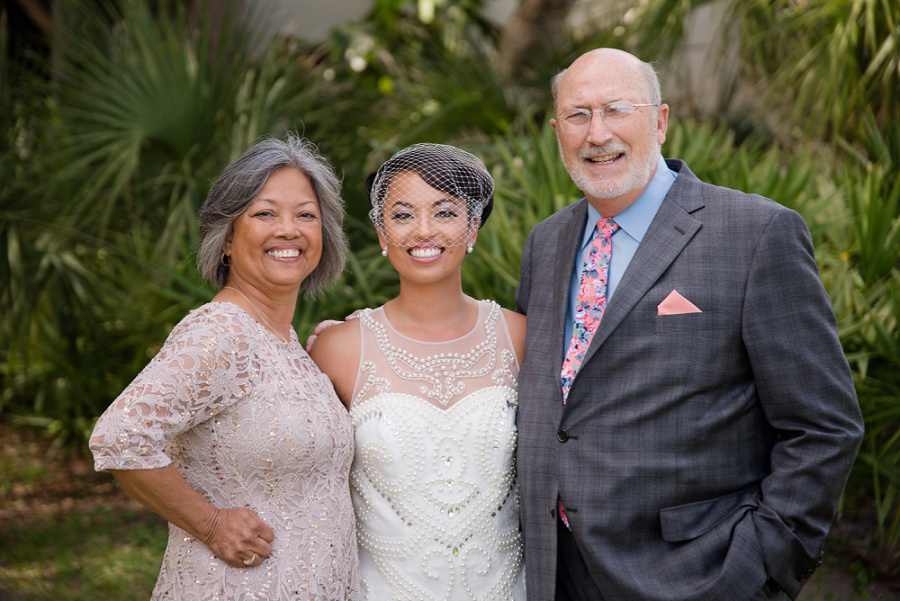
[515,48,863,601]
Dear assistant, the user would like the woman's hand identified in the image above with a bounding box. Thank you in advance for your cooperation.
[305,309,363,353]
[203,508,276,568]
[112,466,277,569]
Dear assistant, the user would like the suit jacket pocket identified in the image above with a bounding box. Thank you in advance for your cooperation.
[659,486,759,542]
[655,310,727,334]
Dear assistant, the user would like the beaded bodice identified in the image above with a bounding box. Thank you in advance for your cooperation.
[349,300,526,600]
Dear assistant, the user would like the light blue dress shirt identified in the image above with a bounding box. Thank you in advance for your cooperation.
[564,155,678,347]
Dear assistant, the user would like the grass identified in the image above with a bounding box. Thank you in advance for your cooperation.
[0,459,48,496]
[0,506,166,600]
[0,420,166,600]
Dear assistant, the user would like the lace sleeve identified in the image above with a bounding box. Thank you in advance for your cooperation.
[90,306,254,471]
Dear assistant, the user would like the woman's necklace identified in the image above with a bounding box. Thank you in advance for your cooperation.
[223,286,290,345]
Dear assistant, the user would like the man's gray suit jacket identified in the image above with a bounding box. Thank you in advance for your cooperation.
[514,159,863,601]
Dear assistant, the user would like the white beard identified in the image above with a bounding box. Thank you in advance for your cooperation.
[560,140,658,201]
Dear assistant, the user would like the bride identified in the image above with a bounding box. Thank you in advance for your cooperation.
[311,143,526,600]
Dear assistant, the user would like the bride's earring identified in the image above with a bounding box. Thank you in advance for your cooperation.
[466,242,474,254]
[381,246,388,256]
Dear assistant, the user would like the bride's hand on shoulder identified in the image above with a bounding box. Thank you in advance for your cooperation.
[305,310,364,353]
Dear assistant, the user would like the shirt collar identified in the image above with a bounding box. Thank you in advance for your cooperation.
[581,155,678,250]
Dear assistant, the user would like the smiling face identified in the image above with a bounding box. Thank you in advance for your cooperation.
[552,49,668,213]
[378,170,476,279]
[223,167,323,293]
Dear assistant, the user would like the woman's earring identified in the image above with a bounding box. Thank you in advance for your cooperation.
[221,254,232,267]
[381,246,388,257]
[466,242,474,254]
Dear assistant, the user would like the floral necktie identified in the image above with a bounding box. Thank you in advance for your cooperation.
[560,217,619,404]
[557,217,618,529]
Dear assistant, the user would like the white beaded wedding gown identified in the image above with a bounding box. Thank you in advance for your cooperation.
[90,302,359,600]
[349,300,526,600]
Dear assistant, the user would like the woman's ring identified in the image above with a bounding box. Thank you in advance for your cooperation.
[242,552,257,566]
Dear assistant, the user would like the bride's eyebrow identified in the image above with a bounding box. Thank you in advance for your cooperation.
[431,198,462,208]
[388,200,414,209]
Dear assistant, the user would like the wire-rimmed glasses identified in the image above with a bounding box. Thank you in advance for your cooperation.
[555,101,659,133]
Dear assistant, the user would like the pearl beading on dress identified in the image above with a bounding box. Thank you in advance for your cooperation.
[349,301,525,600]
[353,304,504,408]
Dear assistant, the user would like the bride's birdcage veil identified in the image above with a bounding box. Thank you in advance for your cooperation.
[365,143,494,248]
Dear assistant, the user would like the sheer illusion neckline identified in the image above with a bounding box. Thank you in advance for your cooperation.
[209,301,297,346]
[379,302,483,346]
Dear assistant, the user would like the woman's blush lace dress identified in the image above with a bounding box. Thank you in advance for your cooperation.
[90,302,359,601]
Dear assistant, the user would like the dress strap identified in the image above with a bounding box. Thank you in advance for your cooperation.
[350,308,377,406]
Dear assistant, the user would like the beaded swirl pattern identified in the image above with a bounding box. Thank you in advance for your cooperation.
[349,301,526,599]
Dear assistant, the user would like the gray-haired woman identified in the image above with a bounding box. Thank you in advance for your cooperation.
[90,135,358,600]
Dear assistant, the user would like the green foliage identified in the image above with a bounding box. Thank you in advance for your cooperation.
[320,0,542,147]
[626,0,900,142]
[843,164,900,285]
[741,0,900,140]
[827,118,900,559]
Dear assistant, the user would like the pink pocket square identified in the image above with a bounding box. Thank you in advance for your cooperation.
[658,290,702,315]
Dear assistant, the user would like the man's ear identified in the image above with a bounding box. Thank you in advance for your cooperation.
[656,103,669,146]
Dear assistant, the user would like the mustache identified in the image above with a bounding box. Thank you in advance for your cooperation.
[579,145,627,160]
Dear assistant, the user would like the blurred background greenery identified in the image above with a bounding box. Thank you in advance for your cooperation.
[1,0,898,593]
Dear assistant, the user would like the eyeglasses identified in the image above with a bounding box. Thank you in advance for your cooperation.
[554,101,659,133]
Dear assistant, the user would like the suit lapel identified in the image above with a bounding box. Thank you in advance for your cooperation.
[552,200,588,363]
[580,162,704,367]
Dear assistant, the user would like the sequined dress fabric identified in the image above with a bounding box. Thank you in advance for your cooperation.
[90,302,359,600]
[350,300,525,600]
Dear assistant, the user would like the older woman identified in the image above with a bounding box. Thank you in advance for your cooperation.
[90,135,358,600]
